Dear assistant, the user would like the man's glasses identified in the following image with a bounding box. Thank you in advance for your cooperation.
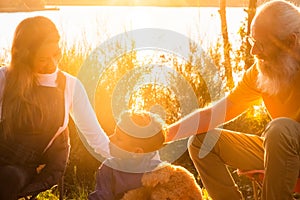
[247,32,300,53]
[246,36,264,52]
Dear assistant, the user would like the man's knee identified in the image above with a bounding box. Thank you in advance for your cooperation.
[264,118,298,138]
[263,117,300,147]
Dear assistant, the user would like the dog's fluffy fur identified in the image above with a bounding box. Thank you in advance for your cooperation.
[121,163,202,200]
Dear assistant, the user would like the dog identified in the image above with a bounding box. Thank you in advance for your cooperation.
[121,163,202,200]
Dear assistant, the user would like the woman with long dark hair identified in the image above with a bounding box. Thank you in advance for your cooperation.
[0,16,110,199]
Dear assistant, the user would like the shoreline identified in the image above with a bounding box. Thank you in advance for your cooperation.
[0,6,59,13]
[45,4,244,8]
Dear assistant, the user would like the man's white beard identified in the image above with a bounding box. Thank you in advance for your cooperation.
[256,52,299,95]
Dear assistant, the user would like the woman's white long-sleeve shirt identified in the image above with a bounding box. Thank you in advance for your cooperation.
[0,67,110,158]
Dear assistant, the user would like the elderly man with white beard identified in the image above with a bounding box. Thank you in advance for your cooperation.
[166,0,300,199]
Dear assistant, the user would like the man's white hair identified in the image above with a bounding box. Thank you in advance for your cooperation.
[252,0,300,95]
[253,0,300,40]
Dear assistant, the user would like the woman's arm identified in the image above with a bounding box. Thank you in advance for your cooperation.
[68,77,110,158]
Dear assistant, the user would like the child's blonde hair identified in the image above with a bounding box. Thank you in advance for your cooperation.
[114,110,166,153]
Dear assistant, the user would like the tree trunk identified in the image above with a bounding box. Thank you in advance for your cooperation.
[245,0,257,69]
[219,0,234,89]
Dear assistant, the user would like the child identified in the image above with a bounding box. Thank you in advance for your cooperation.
[88,110,166,200]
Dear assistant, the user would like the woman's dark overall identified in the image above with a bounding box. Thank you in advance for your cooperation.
[0,71,70,200]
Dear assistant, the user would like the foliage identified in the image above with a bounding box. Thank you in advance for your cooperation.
[208,8,256,90]
[36,186,59,200]
[224,104,271,135]
[62,119,100,199]
[59,42,91,76]
[0,48,10,66]
[219,0,234,90]
[234,11,255,70]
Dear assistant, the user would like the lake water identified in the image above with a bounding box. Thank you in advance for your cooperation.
[0,6,246,53]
